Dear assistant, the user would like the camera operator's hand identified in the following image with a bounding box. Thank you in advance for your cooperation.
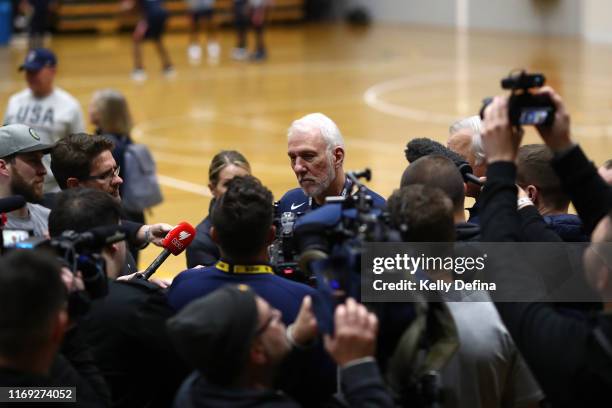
[534,86,574,153]
[137,223,173,247]
[482,96,524,163]
[61,267,85,293]
[117,272,171,289]
[324,298,378,367]
[288,295,318,347]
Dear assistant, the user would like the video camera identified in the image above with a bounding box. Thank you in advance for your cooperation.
[4,225,127,300]
[269,204,308,284]
[292,169,401,297]
[480,70,555,127]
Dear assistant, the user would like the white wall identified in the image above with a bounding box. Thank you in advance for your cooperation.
[348,0,456,27]
[582,0,612,43]
[345,0,612,43]
[467,0,581,36]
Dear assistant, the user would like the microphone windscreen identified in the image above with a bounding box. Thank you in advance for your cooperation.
[405,137,469,168]
[0,195,26,213]
[162,222,196,255]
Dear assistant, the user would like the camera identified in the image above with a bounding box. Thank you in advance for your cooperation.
[293,169,401,297]
[480,70,556,127]
[269,205,314,284]
[3,225,127,300]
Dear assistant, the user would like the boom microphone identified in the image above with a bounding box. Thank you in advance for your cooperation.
[405,138,483,186]
[138,222,196,281]
[0,195,26,214]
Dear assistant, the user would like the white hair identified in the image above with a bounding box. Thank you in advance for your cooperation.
[287,113,344,151]
[449,115,486,166]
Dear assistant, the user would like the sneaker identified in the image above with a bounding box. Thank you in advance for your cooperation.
[231,47,248,61]
[163,66,176,79]
[131,69,147,82]
[250,49,267,62]
[207,41,221,63]
[188,44,202,61]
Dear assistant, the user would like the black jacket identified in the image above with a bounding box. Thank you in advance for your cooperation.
[81,279,188,408]
[455,222,481,241]
[174,360,394,408]
[0,323,111,408]
[480,155,612,407]
[542,214,589,242]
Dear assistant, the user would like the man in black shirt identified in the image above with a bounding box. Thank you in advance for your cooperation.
[0,250,109,407]
[480,86,612,407]
[49,188,187,408]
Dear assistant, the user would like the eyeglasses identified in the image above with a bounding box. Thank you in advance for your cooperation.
[85,166,120,182]
[254,308,281,337]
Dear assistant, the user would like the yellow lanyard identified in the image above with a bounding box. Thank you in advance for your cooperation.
[215,261,274,274]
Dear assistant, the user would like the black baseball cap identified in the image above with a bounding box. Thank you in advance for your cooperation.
[166,284,260,386]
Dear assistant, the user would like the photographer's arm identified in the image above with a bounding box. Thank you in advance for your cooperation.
[480,92,606,406]
[479,96,523,242]
[535,87,612,234]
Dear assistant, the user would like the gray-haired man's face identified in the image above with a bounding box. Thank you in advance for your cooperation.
[288,129,335,198]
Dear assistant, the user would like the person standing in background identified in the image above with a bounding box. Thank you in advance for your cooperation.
[232,0,269,61]
[89,89,147,265]
[186,150,251,268]
[19,0,57,49]
[186,0,220,64]
[3,48,85,194]
[121,0,174,81]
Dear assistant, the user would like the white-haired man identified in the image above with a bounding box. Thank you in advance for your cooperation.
[278,113,385,216]
[448,115,487,223]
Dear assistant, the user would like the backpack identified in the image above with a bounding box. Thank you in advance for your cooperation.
[121,143,163,213]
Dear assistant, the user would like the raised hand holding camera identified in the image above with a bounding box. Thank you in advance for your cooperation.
[534,86,574,152]
[480,70,556,127]
[482,96,524,163]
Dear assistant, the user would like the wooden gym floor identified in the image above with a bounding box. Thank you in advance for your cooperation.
[1,23,611,279]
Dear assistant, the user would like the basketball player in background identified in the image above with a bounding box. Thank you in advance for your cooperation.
[121,0,175,81]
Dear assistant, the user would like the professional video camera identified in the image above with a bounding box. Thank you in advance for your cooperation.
[6,225,127,300]
[292,171,454,408]
[292,168,401,296]
[480,70,556,127]
[269,203,307,284]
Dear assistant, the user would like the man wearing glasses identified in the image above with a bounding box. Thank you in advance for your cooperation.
[49,133,172,273]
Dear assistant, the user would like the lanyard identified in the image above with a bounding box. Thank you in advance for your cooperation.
[215,261,274,274]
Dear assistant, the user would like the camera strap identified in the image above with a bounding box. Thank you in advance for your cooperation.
[215,260,273,274]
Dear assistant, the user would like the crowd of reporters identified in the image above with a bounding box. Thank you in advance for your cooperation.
[0,61,611,408]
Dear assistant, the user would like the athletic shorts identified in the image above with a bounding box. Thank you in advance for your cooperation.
[144,11,168,40]
[191,8,214,23]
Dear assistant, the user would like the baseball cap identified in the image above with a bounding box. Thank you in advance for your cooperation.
[166,284,259,385]
[0,124,54,158]
[19,48,57,72]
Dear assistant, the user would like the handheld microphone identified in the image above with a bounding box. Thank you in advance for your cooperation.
[139,222,196,280]
[405,138,483,186]
[0,195,26,214]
